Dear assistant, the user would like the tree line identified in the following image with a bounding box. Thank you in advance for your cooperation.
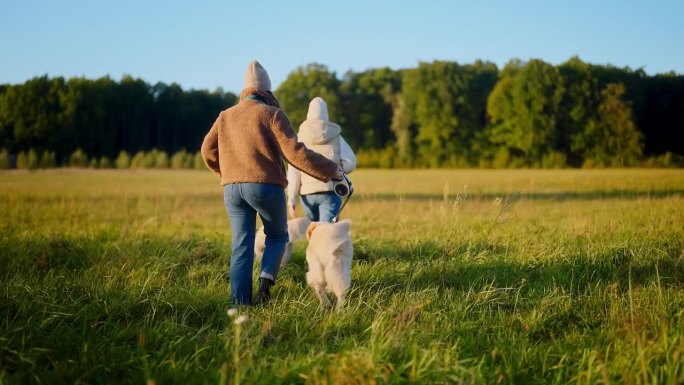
[0,75,235,169]
[1,56,682,169]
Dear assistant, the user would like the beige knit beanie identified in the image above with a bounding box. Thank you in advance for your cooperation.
[243,60,271,91]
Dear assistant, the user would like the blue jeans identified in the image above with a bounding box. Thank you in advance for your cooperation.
[224,183,288,305]
[300,192,342,223]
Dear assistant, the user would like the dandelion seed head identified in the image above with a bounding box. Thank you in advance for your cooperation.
[234,315,249,325]
[227,309,238,318]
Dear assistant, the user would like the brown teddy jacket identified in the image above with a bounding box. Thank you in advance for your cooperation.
[201,88,338,187]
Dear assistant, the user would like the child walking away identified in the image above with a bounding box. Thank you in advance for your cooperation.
[287,97,356,223]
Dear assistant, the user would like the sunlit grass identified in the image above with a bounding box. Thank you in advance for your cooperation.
[1,168,683,384]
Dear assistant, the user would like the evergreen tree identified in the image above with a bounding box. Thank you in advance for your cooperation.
[27,149,39,170]
[193,152,205,170]
[0,148,10,169]
[39,150,56,168]
[115,151,130,169]
[390,93,416,166]
[69,149,87,167]
[16,151,28,169]
[130,151,146,169]
[558,57,602,166]
[99,156,113,169]
[171,150,188,169]
[153,150,169,168]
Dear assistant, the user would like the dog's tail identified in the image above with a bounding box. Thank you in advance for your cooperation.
[290,217,312,241]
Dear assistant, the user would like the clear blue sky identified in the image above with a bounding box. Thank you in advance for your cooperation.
[1,0,682,94]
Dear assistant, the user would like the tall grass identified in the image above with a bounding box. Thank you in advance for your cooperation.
[1,169,683,384]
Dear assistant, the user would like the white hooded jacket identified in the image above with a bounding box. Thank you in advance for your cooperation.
[287,97,356,206]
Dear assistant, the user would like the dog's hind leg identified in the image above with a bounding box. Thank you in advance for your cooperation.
[306,259,331,308]
[312,282,331,309]
[333,288,347,311]
[325,268,350,311]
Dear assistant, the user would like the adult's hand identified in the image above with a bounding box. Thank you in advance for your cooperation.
[288,204,297,219]
[332,167,344,181]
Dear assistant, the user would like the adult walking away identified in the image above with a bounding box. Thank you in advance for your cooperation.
[201,61,342,307]
[286,97,356,222]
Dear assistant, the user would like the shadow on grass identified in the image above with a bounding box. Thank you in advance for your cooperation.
[2,229,682,384]
[3,230,681,320]
[3,230,681,300]
[0,231,228,272]
[350,238,684,297]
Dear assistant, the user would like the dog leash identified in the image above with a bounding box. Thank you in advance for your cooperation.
[331,188,353,223]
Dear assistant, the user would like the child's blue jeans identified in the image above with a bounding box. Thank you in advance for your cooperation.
[300,192,342,223]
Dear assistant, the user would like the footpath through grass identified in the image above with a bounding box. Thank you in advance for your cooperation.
[1,169,683,384]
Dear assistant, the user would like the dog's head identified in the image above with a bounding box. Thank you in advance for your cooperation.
[306,222,320,240]
[306,219,352,241]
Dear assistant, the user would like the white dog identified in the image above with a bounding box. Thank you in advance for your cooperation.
[305,219,353,310]
[254,217,311,266]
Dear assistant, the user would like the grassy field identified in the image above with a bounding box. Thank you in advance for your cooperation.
[1,168,683,384]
